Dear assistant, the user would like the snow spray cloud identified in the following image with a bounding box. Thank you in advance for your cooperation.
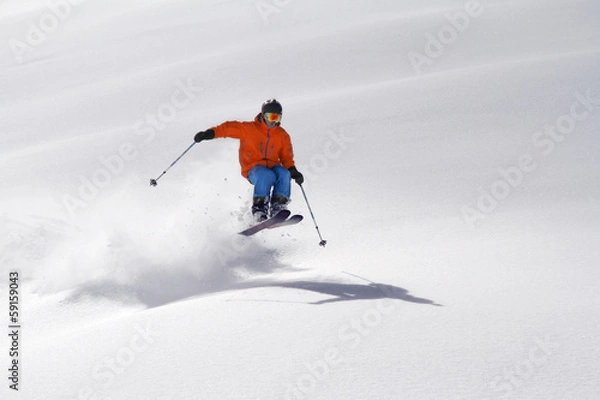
[254,0,294,25]
[407,0,484,75]
[486,336,559,398]
[8,0,90,64]
[61,77,204,220]
[461,89,600,229]
[70,320,162,399]
[40,186,278,303]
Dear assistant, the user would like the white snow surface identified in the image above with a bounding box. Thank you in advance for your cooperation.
[1,0,600,399]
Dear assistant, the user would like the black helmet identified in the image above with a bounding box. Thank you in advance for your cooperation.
[261,99,282,115]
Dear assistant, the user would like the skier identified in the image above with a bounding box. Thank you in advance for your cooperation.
[193,99,304,222]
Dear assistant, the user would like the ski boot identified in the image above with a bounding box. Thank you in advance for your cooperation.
[270,194,289,217]
[252,197,269,222]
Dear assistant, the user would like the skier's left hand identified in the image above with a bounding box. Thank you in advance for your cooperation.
[288,166,304,185]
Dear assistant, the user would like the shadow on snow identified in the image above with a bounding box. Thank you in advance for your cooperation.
[263,280,442,306]
[65,254,441,308]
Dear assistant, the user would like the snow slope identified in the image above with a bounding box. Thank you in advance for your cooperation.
[1,0,600,399]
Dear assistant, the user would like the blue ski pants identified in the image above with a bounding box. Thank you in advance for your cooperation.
[248,165,291,198]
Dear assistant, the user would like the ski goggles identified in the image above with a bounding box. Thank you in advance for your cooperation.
[264,112,282,124]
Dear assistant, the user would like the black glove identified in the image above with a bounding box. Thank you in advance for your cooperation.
[288,166,304,185]
[194,129,215,143]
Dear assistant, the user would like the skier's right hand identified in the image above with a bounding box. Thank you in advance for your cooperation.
[194,129,215,142]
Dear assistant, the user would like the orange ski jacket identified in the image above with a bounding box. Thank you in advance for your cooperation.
[212,114,296,178]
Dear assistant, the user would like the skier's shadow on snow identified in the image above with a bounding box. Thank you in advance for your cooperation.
[245,279,442,307]
[65,262,440,308]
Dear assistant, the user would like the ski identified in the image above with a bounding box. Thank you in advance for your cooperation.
[268,214,303,229]
[238,210,291,236]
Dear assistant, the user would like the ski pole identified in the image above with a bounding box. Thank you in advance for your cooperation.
[149,142,196,186]
[299,184,327,247]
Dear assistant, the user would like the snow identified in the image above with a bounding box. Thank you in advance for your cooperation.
[1,0,600,399]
